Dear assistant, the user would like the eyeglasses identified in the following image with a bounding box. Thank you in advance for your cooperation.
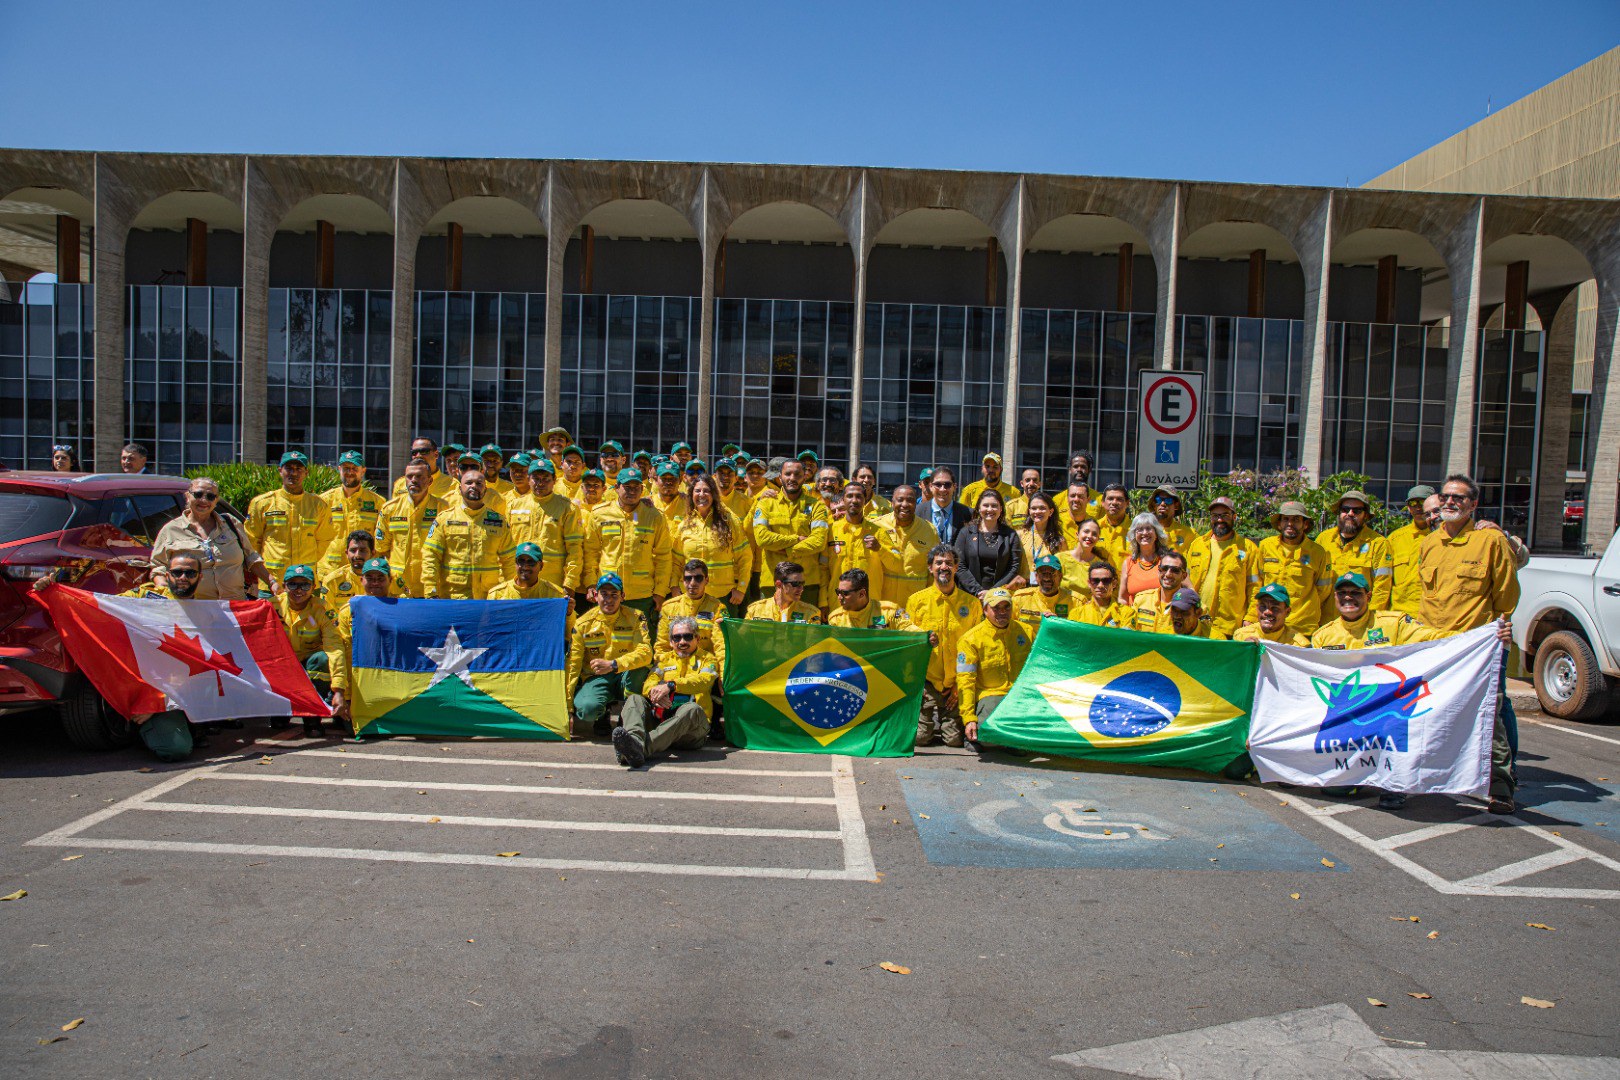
[1151,495,1176,504]
[682,573,707,582]
[1089,577,1114,586]
[1437,492,1469,503]
[167,568,199,579]
[933,481,955,489]
[670,633,695,642]
[188,490,217,500]
[52,444,72,453]
[781,579,806,588]
[834,588,860,598]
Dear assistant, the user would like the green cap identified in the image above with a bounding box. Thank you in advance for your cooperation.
[721,443,741,455]
[655,462,679,478]
[283,563,315,583]
[336,450,364,468]
[671,441,693,454]
[583,468,606,481]
[508,452,533,470]
[563,444,586,459]
[528,457,556,475]
[599,440,624,454]
[685,459,706,473]
[616,467,643,485]
[1406,484,1435,503]
[479,443,503,459]
[632,450,653,464]
[1334,571,1371,591]
[514,542,544,562]
[1255,583,1291,606]
[1034,553,1062,573]
[597,572,623,592]
[797,449,819,463]
[713,457,737,473]
[278,451,309,468]
[442,442,466,455]
[361,557,392,577]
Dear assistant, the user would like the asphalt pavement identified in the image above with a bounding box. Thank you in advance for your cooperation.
[2,702,1617,1079]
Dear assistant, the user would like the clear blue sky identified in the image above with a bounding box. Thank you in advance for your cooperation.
[3,1,1616,186]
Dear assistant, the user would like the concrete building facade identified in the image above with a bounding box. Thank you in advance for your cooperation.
[1,148,1616,550]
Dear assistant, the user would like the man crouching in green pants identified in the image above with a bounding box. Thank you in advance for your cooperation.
[567,573,652,738]
[613,615,717,768]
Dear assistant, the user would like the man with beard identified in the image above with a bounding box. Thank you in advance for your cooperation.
[904,544,980,748]
[321,451,382,574]
[1248,500,1334,636]
[752,459,830,609]
[959,452,1018,510]
[829,483,885,601]
[1315,490,1394,610]
[1130,550,1191,634]
[1185,496,1259,637]
[1003,467,1043,529]
[1148,486,1199,555]
[1058,481,1094,548]
[421,460,518,600]
[828,568,913,630]
[374,459,447,597]
[877,484,941,610]
[1074,560,1135,628]
[1094,484,1134,570]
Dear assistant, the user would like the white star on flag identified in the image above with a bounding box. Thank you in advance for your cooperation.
[420,626,488,688]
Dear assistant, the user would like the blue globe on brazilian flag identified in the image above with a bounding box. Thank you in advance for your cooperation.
[721,620,931,757]
[981,620,1258,773]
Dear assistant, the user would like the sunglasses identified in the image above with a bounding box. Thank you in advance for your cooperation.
[1437,492,1469,503]
[189,490,217,500]
[53,444,72,453]
[682,573,707,582]
[670,633,695,642]
[1089,577,1114,586]
[781,579,806,588]
[1151,495,1176,504]
[167,568,199,579]
[834,588,860,598]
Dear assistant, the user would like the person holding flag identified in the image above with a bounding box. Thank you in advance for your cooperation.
[905,544,980,748]
[1163,587,1224,639]
[488,542,571,602]
[374,459,446,598]
[273,564,346,737]
[1231,584,1306,645]
[1074,560,1135,628]
[1013,553,1082,623]
[828,568,913,629]
[746,561,823,624]
[320,451,382,574]
[612,616,719,768]
[245,451,335,594]
[568,572,653,738]
[956,587,1035,751]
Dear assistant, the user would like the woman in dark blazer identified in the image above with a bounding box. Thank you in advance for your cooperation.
[954,488,1021,595]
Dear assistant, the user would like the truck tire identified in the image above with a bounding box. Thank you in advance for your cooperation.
[58,681,138,750]
[1533,630,1611,721]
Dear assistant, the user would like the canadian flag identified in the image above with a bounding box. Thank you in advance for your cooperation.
[33,585,330,721]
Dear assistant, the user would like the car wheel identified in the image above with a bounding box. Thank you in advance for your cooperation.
[58,681,138,750]
[1533,630,1610,721]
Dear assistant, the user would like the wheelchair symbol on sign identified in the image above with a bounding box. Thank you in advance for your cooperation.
[1156,440,1179,464]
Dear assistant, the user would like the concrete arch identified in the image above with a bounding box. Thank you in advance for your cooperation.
[723,200,851,245]
[718,200,854,301]
[861,169,1022,259]
[1178,218,1305,319]
[547,161,705,244]
[1023,212,1156,313]
[1330,226,1449,324]
[708,165,857,243]
[130,190,244,232]
[414,194,547,293]
[867,206,1006,307]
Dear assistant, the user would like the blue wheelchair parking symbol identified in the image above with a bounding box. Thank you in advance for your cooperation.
[1155,440,1179,464]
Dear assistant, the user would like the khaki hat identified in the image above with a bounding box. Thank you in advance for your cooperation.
[1268,500,1312,529]
[1406,484,1435,503]
[981,587,1015,610]
[1207,496,1237,513]
[1329,490,1374,517]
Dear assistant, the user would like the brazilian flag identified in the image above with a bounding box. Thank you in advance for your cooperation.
[350,597,569,739]
[981,620,1257,772]
[720,620,930,757]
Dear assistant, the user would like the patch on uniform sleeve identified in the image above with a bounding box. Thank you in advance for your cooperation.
[956,653,976,673]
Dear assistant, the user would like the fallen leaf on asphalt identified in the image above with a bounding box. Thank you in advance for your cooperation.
[901,776,913,780]
[259,756,273,764]
[878,805,886,810]
[891,819,900,824]
[137,767,153,773]
[1521,997,1554,1009]
[1103,829,1112,835]
[61,1019,84,1031]
[1216,843,1225,848]
[417,791,427,795]
[1427,931,1440,940]
[496,852,520,857]
[427,817,441,823]
[1407,993,1431,1000]
[1082,807,1098,813]
[1321,858,1336,868]
[1367,998,1387,1007]
[466,939,475,943]
[1526,923,1556,931]
[918,814,930,820]
[1289,892,1301,900]
[1390,916,1419,922]
[61,855,83,862]
[38,1036,66,1046]
[1,890,25,901]
[878,962,911,975]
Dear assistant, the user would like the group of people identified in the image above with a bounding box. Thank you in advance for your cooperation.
[50,430,1524,812]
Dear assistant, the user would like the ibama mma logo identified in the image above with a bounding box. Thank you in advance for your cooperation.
[1312,662,1430,756]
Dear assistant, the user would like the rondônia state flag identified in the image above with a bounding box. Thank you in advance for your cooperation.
[32,585,329,721]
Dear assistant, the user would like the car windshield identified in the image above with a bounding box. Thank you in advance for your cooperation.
[0,492,74,543]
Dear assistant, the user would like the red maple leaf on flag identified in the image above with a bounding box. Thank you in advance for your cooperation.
[157,625,244,696]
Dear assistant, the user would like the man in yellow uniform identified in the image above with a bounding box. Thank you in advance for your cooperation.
[1075,559,1136,628]
[612,614,718,768]
[1316,490,1394,611]
[421,460,518,599]
[852,464,891,518]
[877,484,939,610]
[905,544,980,747]
[556,444,588,500]
[273,564,346,737]
[1420,474,1521,813]
[1149,486,1200,554]
[1248,500,1334,636]
[1163,587,1224,639]
[477,444,514,503]
[1094,484,1134,568]
[671,441,696,469]
[957,587,1035,750]
[487,542,571,602]
[320,451,383,574]
[333,557,395,734]
[745,560,823,623]
[1012,553,1082,624]
[1232,583,1307,645]
[502,454,538,543]
[1003,468,1042,529]
[319,530,389,611]
[663,558,728,667]
[525,459,587,602]
[828,483,886,603]
[575,468,608,513]
[245,451,336,595]
[1058,481,1094,548]
[1130,552,1192,633]
[958,452,1018,509]
[1186,497,1259,638]
[828,568,912,629]
[392,437,458,500]
[715,458,753,521]
[567,572,653,738]
[591,469,673,636]
[374,460,446,598]
[650,462,690,533]
[597,441,626,486]
[752,458,831,609]
[1385,484,1434,616]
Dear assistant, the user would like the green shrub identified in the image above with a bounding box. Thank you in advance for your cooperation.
[185,462,357,514]
[1149,464,1403,540]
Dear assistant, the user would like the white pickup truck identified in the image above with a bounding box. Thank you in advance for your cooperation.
[1511,532,1620,719]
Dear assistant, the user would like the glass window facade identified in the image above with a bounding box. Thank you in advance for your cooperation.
[125,285,240,473]
[558,295,696,455]
[1017,310,1156,490]
[860,303,1004,491]
[712,298,853,465]
[1176,315,1304,480]
[0,282,94,469]
[1474,328,1543,534]
[267,288,392,468]
[1323,322,1450,505]
[414,292,544,452]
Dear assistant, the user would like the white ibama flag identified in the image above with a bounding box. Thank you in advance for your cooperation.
[34,585,330,722]
[1248,623,1500,797]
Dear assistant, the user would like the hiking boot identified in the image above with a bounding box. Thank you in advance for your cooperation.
[612,726,645,769]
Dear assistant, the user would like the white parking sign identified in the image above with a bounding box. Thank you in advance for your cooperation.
[1135,371,1203,490]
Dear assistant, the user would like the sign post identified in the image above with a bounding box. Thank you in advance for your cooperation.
[1134,371,1203,490]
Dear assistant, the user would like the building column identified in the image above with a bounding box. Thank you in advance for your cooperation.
[1115,243,1134,312]
[541,169,567,433]
[1441,199,1487,476]
[444,221,463,292]
[239,161,276,464]
[1582,266,1620,553]
[695,170,718,459]
[91,156,131,472]
[1374,255,1397,324]
[1529,287,1577,551]
[389,159,426,481]
[56,215,81,283]
[845,173,873,475]
[1150,185,1183,370]
[998,178,1027,465]
[1296,195,1334,482]
[1245,249,1266,317]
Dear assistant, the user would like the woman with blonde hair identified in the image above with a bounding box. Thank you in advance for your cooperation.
[672,473,752,615]
[1120,511,1170,604]
[150,476,273,600]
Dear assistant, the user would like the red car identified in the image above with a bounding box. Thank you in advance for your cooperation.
[0,472,215,749]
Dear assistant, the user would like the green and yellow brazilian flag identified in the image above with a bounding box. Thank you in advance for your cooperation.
[350,597,569,739]
[981,620,1257,773]
[720,620,930,757]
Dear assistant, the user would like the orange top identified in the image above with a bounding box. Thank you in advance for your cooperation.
[1121,556,1161,604]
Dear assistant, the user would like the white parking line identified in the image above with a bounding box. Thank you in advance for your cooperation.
[1522,717,1620,747]
[286,746,823,778]
[26,751,880,882]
